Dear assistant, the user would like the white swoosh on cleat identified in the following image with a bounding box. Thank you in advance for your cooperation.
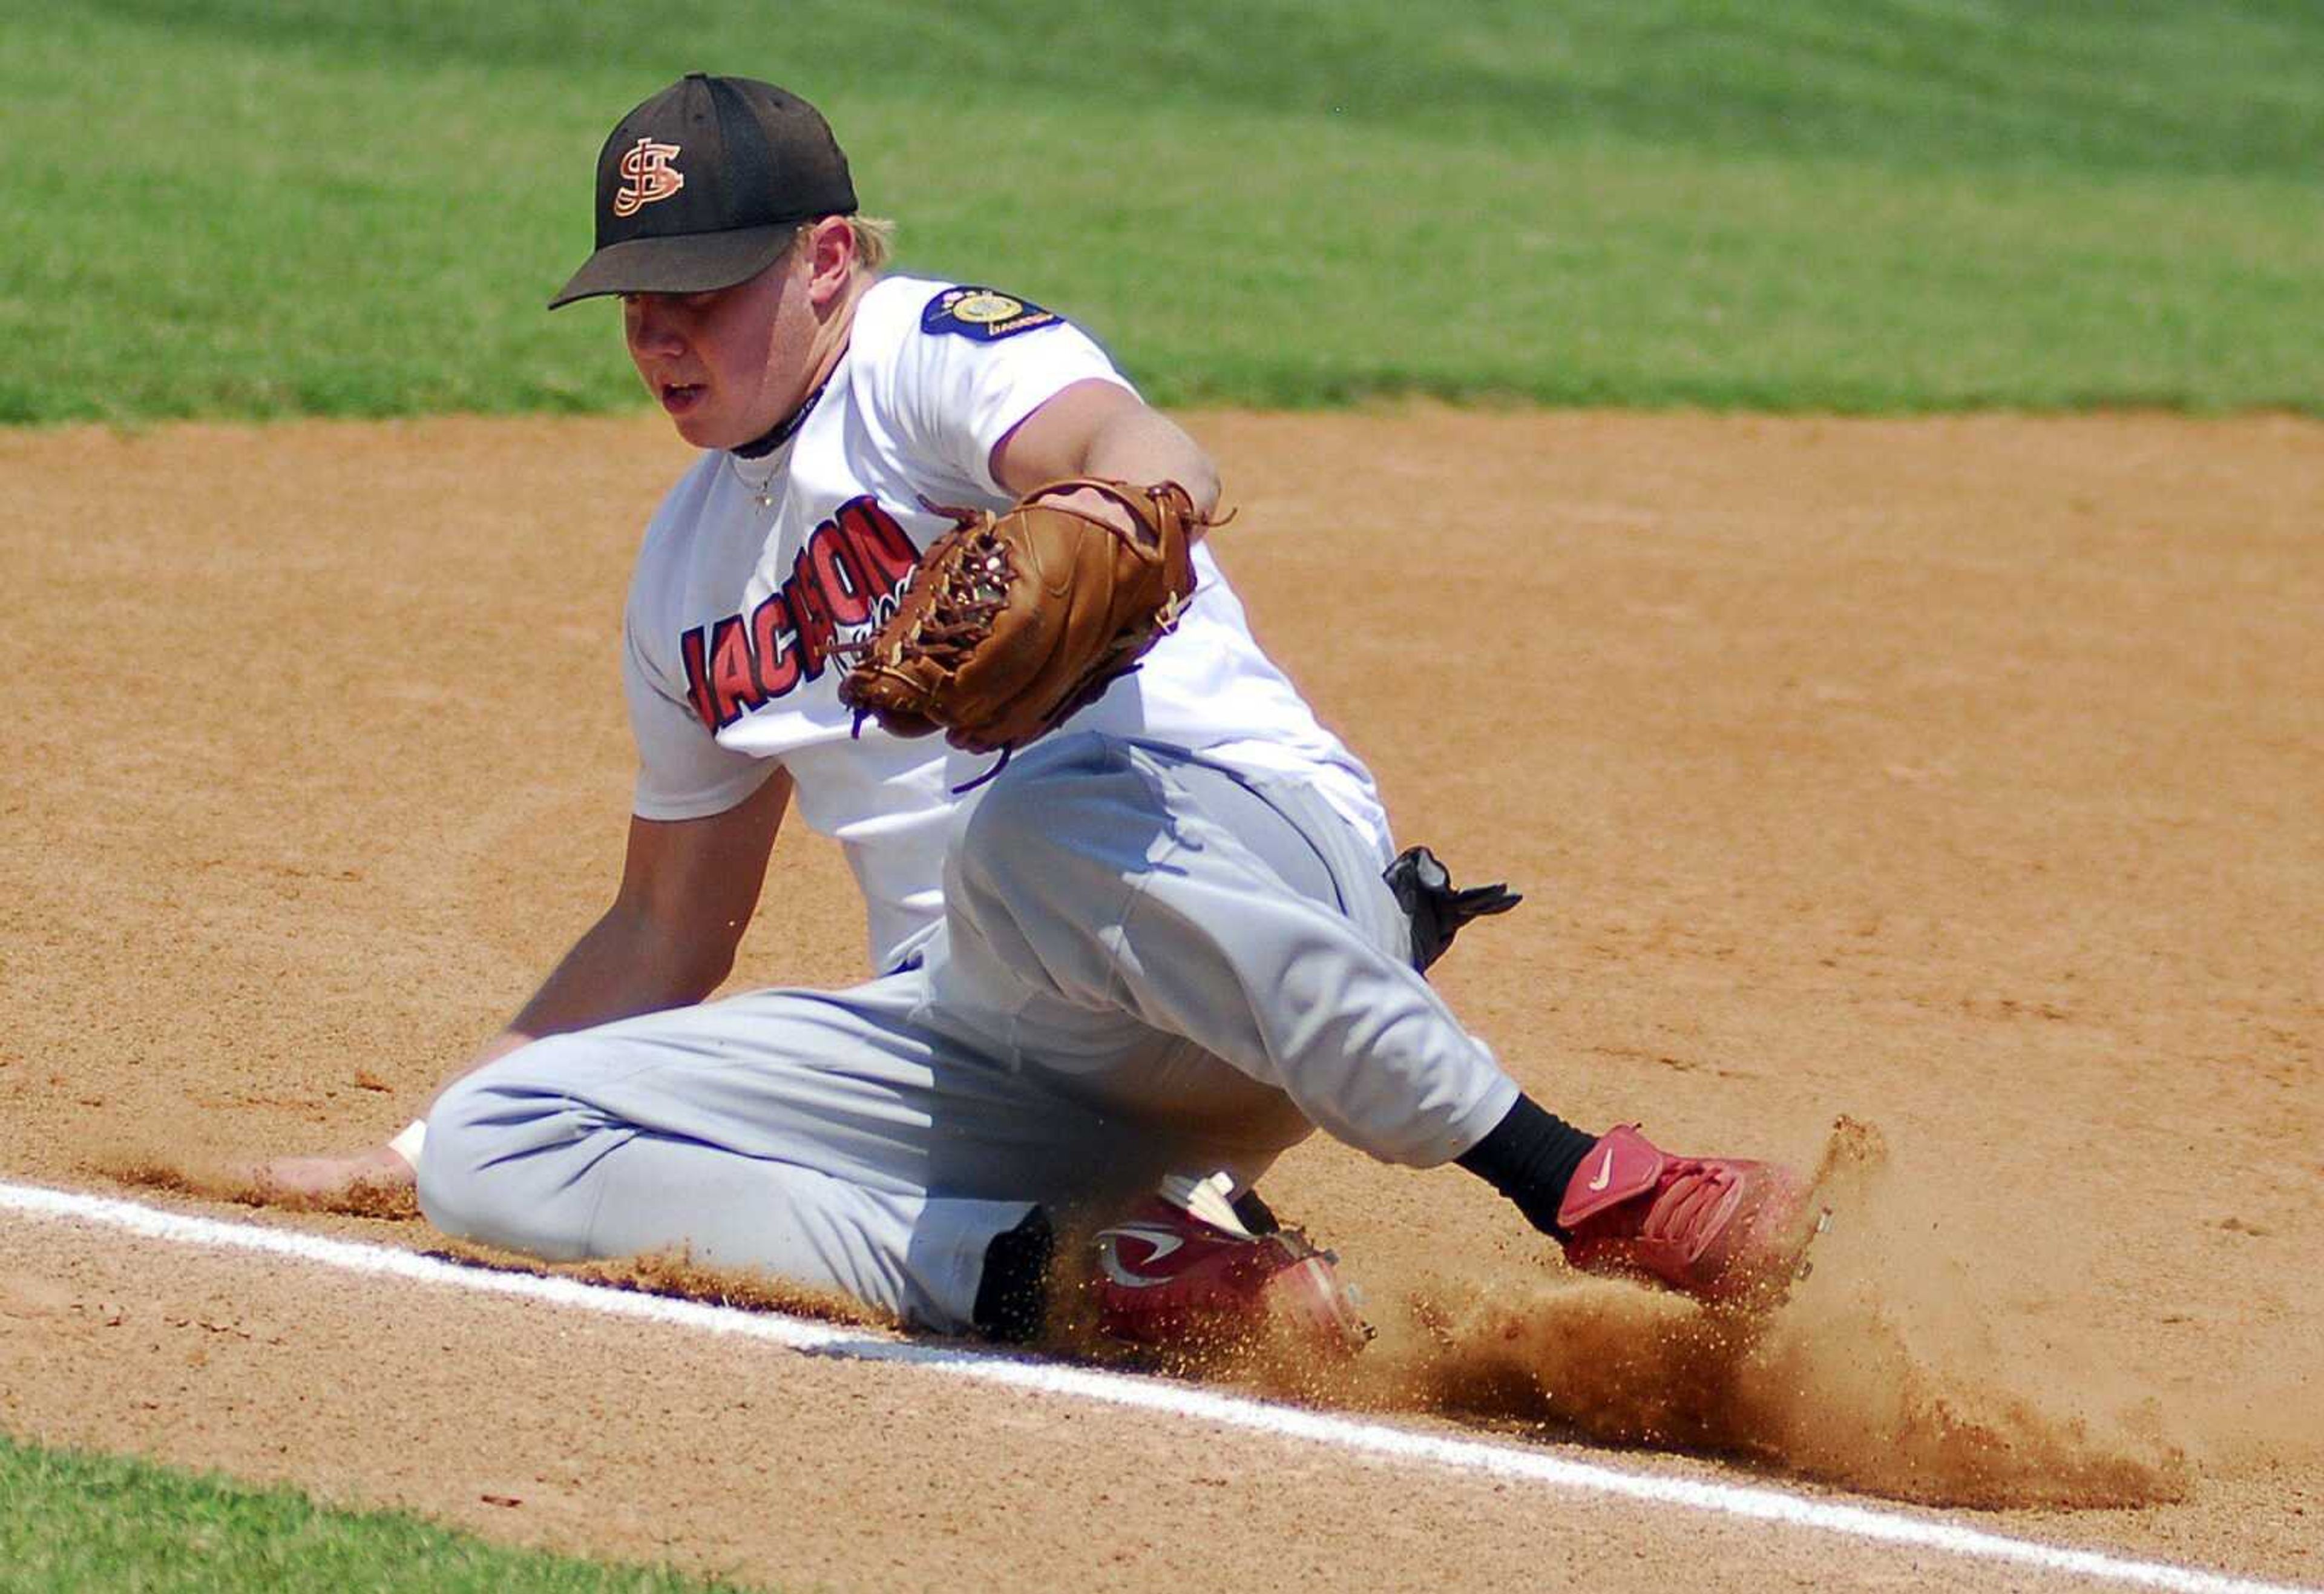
[1586,1147,1616,1193]
[1095,1225,1185,1288]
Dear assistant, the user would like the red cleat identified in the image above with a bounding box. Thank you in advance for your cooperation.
[1557,1124,1826,1308]
[1092,1174,1370,1355]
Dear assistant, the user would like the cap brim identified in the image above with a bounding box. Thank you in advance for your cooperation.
[547,223,799,309]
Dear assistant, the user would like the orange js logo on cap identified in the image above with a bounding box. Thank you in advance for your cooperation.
[612,139,685,217]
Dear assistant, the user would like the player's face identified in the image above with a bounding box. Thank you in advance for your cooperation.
[622,251,816,450]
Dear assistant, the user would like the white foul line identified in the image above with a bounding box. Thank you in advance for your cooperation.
[0,1179,2305,1594]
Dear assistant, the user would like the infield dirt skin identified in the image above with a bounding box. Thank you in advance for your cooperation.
[1,411,2318,1590]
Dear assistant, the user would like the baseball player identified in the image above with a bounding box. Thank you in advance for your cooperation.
[261,75,1819,1349]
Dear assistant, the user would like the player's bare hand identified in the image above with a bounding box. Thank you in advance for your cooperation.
[249,1144,415,1200]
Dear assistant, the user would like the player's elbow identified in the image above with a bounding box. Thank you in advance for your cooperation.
[1125,412,1219,516]
[1167,449,1221,521]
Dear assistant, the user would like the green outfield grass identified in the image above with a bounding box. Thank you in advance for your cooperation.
[0,1434,759,1593]
[2,0,2318,420]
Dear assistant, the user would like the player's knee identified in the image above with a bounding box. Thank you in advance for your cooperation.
[414,1043,593,1256]
[411,1072,501,1240]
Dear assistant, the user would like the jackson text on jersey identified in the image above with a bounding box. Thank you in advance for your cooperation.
[678,496,921,730]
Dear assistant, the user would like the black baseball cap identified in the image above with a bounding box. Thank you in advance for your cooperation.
[549,73,858,309]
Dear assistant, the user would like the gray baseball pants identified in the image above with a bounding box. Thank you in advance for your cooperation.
[417,734,1519,1331]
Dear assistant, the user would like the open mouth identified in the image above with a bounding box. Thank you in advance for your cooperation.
[660,381,706,413]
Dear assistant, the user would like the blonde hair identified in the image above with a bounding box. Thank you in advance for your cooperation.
[848,214,896,274]
[788,214,895,275]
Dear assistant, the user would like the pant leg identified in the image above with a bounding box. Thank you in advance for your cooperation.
[929,733,1520,1169]
[416,973,1166,1332]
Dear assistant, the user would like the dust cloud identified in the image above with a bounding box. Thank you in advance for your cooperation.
[1319,1119,2189,1507]
[105,1156,422,1221]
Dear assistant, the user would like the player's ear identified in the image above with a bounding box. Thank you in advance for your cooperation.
[805,216,858,306]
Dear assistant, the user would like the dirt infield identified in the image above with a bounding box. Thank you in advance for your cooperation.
[2,411,2318,1588]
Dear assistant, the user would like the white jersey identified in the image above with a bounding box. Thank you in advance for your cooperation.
[622,274,1389,971]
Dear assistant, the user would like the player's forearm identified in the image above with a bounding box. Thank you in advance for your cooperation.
[432,902,731,1103]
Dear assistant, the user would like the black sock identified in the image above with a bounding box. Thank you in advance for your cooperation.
[1454,1095,1601,1239]
[1229,1187,1281,1236]
[972,1205,1055,1343]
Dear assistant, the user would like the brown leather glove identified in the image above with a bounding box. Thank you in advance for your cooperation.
[838,478,1204,756]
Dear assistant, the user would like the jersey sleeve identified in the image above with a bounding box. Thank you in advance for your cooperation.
[885,286,1138,498]
[622,607,780,821]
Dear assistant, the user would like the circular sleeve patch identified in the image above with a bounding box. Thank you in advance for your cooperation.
[921,286,1063,341]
